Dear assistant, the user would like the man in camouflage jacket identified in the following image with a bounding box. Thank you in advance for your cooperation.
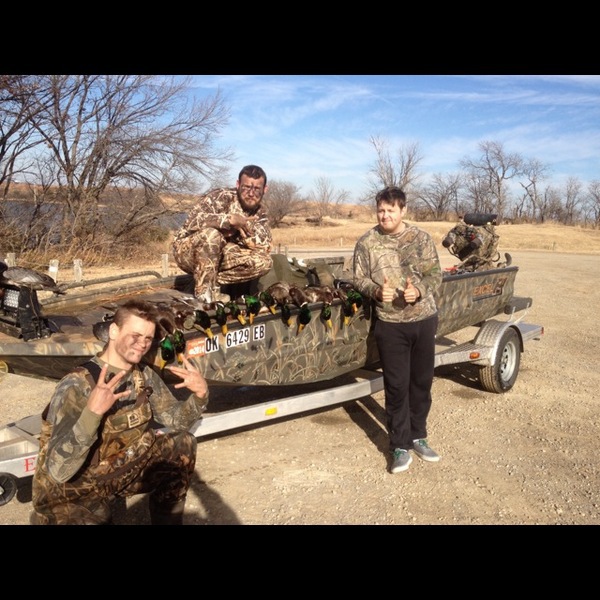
[30,299,208,525]
[353,186,443,474]
[172,165,273,303]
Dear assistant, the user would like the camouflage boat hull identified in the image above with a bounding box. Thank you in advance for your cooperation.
[435,266,517,338]
[0,258,519,385]
[181,301,373,386]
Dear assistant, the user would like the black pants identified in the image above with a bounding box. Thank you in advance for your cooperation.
[374,315,438,451]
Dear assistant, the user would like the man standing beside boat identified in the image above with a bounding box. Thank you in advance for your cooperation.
[353,186,443,474]
[172,165,273,304]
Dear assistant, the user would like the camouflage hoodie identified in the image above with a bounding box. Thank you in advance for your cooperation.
[35,357,207,485]
[173,187,272,252]
[353,223,442,323]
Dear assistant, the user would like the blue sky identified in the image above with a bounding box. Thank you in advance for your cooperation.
[185,74,600,202]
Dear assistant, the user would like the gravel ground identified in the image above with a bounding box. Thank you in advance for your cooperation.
[1,250,599,525]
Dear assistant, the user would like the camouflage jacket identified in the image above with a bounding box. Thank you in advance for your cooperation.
[39,356,207,484]
[173,187,272,252]
[353,224,442,323]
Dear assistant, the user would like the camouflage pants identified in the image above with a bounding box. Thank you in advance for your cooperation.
[172,228,273,298]
[30,430,197,525]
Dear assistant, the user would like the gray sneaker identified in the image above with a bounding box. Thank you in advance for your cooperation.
[412,439,440,462]
[390,448,413,473]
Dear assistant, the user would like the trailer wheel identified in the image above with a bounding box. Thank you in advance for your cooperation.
[0,473,18,506]
[479,327,521,393]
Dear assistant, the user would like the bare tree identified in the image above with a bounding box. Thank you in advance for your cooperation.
[308,176,350,225]
[510,193,528,223]
[415,172,462,220]
[0,75,49,209]
[13,75,232,253]
[518,158,550,222]
[462,171,493,214]
[562,176,583,225]
[584,180,600,227]
[460,140,523,219]
[364,136,423,203]
[540,185,564,223]
[262,180,304,228]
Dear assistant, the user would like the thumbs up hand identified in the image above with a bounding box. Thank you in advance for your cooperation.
[403,277,420,304]
[378,275,397,303]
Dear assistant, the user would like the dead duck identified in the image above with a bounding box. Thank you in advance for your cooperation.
[225,300,246,325]
[158,334,176,370]
[288,285,312,334]
[258,290,278,314]
[288,284,308,308]
[183,309,214,339]
[172,328,186,364]
[242,294,261,324]
[303,285,334,305]
[264,282,294,326]
[154,302,178,335]
[265,281,291,306]
[334,289,354,326]
[320,303,333,330]
[214,301,229,335]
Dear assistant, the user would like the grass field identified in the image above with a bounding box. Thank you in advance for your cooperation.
[270,215,600,255]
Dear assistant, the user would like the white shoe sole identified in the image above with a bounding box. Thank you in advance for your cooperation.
[390,454,413,473]
[413,451,440,462]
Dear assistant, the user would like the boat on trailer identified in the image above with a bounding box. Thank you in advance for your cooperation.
[0,215,545,505]
[0,213,540,392]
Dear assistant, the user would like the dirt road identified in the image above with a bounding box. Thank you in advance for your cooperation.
[1,250,599,525]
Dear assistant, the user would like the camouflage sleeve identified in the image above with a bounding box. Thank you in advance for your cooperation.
[411,230,442,300]
[243,208,272,251]
[144,367,208,430]
[353,226,442,322]
[44,373,103,483]
[353,229,381,299]
[179,189,237,235]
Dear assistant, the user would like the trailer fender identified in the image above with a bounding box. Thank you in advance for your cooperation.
[473,319,524,354]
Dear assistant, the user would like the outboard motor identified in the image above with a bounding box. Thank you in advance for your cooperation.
[442,213,505,272]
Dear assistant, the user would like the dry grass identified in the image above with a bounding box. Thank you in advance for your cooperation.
[271,216,600,255]
[26,215,600,285]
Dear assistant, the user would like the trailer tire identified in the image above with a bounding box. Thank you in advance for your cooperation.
[0,472,18,506]
[479,327,521,393]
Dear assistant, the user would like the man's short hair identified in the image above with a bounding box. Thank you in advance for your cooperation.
[113,299,158,328]
[375,186,406,208]
[239,165,267,186]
